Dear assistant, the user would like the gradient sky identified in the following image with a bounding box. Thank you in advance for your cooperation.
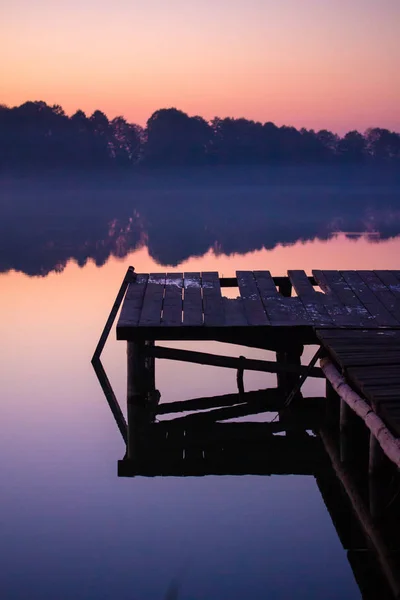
[1,0,399,133]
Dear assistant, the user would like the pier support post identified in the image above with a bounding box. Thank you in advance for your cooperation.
[127,341,149,461]
[339,398,368,466]
[326,380,340,430]
[276,345,304,398]
[369,434,387,519]
[340,398,353,463]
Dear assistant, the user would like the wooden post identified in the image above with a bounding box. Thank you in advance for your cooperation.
[236,356,245,398]
[369,433,386,519]
[276,345,304,399]
[340,398,352,463]
[127,341,148,460]
[326,380,340,431]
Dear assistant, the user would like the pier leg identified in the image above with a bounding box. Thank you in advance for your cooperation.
[340,398,352,463]
[326,380,340,431]
[127,341,149,461]
[369,434,386,519]
[339,399,368,467]
[276,345,304,399]
[236,356,245,398]
[145,340,161,406]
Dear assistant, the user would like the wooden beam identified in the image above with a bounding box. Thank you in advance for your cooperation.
[93,265,135,360]
[92,357,127,443]
[145,345,324,378]
[157,388,282,414]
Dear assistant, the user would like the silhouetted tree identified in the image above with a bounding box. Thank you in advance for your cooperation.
[365,128,400,161]
[211,117,265,164]
[144,108,211,165]
[109,116,142,165]
[338,130,366,162]
[0,100,399,170]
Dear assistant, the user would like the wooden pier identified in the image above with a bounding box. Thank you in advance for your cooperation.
[93,267,400,599]
[110,268,400,471]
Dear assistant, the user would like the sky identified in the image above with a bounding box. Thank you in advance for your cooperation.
[1,0,399,133]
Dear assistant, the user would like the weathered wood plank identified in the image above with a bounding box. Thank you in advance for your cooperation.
[341,271,399,327]
[183,272,203,326]
[253,270,279,297]
[118,274,149,327]
[236,271,269,326]
[162,273,183,326]
[316,329,400,342]
[202,271,225,326]
[253,270,312,326]
[313,270,372,327]
[139,273,165,326]
[288,270,333,326]
[375,271,400,298]
[358,271,400,324]
[222,297,248,326]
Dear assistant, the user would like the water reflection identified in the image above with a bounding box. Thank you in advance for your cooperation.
[1,166,400,276]
[2,167,400,599]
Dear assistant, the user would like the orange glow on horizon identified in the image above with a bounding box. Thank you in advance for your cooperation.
[1,0,399,134]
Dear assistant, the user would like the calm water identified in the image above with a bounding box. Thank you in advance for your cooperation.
[1,167,400,599]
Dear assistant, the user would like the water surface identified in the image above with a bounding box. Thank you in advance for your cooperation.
[1,167,400,599]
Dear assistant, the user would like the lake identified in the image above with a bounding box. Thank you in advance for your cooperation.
[1,166,400,599]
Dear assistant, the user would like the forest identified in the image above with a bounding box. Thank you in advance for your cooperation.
[1,101,399,169]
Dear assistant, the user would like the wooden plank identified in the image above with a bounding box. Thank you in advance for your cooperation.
[117,274,148,327]
[317,329,400,342]
[183,272,203,326]
[319,270,375,326]
[202,272,225,326]
[222,297,247,326]
[391,271,400,286]
[253,270,279,297]
[139,273,165,326]
[312,270,368,327]
[236,271,269,326]
[253,270,311,326]
[336,353,400,368]
[288,270,333,326]
[162,272,183,326]
[358,271,400,324]
[375,271,400,299]
[348,366,400,380]
[341,271,399,327]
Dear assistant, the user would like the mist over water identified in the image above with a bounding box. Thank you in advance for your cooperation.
[1,165,400,277]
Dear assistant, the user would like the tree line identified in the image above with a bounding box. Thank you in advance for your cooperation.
[1,101,399,169]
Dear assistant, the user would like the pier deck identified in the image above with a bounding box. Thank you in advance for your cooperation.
[317,329,400,437]
[116,269,400,345]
